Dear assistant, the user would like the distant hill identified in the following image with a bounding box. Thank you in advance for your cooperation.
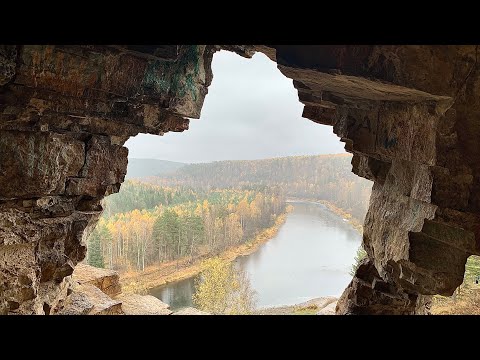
[144,154,373,221]
[125,158,186,179]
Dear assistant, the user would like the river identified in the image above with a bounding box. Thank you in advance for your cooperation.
[149,201,362,310]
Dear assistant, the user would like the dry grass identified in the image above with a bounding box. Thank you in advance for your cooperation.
[293,304,319,315]
[432,285,480,315]
[432,256,480,315]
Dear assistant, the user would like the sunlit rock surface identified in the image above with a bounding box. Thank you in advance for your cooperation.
[55,283,123,315]
[72,263,122,297]
[115,293,172,315]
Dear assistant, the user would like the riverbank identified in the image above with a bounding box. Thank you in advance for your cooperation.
[120,205,293,294]
[287,197,363,234]
[255,296,338,315]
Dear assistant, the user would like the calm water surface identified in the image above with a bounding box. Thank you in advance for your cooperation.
[149,201,361,310]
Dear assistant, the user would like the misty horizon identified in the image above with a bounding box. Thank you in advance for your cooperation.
[128,152,351,165]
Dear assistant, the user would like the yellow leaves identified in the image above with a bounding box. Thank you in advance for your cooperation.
[202,199,209,210]
[236,197,250,217]
[249,202,260,219]
[95,182,286,277]
[97,217,107,227]
[173,206,186,217]
[106,222,117,238]
[193,257,256,315]
[194,203,202,216]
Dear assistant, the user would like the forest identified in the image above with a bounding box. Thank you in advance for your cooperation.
[87,154,372,275]
[144,154,372,220]
[88,186,286,273]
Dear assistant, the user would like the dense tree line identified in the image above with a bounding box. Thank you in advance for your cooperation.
[145,154,372,220]
[87,187,286,272]
[88,154,372,272]
[103,181,198,216]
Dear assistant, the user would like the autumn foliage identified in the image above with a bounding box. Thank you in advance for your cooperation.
[87,154,373,278]
[87,186,286,273]
[193,257,257,314]
[145,154,372,220]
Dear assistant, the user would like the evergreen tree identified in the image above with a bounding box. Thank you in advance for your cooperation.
[88,185,288,271]
[87,227,105,268]
[350,245,367,276]
[153,214,167,262]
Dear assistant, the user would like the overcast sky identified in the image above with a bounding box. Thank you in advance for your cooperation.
[125,50,345,163]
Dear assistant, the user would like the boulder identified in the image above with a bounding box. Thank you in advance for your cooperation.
[55,283,123,315]
[115,293,172,315]
[72,263,122,297]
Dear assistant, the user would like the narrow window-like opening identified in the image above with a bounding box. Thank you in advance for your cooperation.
[432,255,480,315]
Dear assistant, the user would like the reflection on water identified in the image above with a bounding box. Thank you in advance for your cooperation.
[149,277,195,311]
[149,201,361,310]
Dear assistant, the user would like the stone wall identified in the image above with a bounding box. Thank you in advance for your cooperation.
[0,45,214,314]
[1,45,479,314]
[269,45,480,314]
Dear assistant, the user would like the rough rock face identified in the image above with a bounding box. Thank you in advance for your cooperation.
[59,262,176,315]
[55,283,123,315]
[72,263,121,297]
[0,45,214,314]
[267,45,480,314]
[1,44,480,315]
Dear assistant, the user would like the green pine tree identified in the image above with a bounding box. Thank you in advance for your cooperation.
[350,245,367,276]
[87,225,105,268]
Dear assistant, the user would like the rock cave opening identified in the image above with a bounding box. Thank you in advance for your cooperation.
[1,45,479,315]
[100,50,372,312]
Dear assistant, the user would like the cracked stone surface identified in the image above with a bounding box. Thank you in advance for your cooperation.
[115,293,172,315]
[54,283,123,315]
[72,263,122,297]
